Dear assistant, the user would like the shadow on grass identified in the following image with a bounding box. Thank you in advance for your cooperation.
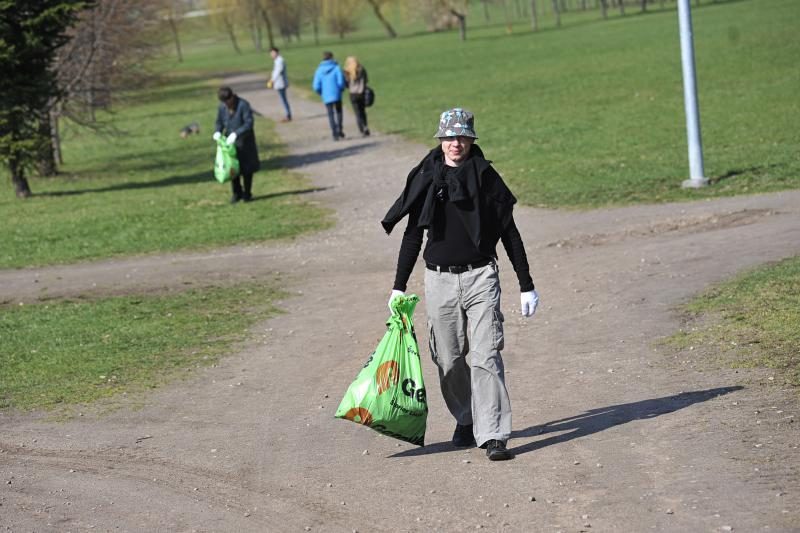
[35,170,214,197]
[389,386,742,457]
[709,164,782,185]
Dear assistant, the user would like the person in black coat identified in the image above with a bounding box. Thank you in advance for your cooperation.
[213,86,261,203]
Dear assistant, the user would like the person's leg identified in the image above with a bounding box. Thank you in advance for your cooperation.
[230,175,243,203]
[424,269,472,427]
[325,103,338,139]
[461,263,511,448]
[242,173,253,201]
[278,88,291,121]
[334,100,344,138]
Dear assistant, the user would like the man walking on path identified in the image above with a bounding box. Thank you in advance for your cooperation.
[312,51,346,141]
[267,47,291,123]
[382,108,539,461]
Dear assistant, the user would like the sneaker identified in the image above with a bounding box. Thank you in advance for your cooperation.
[280,117,291,123]
[452,424,476,448]
[363,128,370,137]
[242,192,253,202]
[485,439,513,461]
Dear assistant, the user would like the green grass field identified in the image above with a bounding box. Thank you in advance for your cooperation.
[167,0,800,209]
[0,283,282,411]
[0,75,331,269]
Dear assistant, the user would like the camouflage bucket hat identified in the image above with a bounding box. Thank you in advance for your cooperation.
[433,108,478,139]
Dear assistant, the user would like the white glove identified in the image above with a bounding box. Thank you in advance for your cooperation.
[388,290,405,311]
[212,131,221,141]
[226,132,237,144]
[520,290,539,317]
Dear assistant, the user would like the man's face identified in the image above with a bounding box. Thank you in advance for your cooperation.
[440,136,474,167]
[270,50,278,59]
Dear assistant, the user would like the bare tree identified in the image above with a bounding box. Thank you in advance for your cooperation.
[42,0,163,175]
[209,0,243,53]
[303,0,323,45]
[530,0,538,30]
[599,0,608,18]
[365,0,397,38]
[551,0,561,26]
[164,0,186,62]
[323,0,361,39]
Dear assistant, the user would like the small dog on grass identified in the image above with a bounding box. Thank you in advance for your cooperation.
[179,122,201,138]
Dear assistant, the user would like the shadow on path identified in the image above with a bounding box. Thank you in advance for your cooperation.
[389,386,742,458]
[267,142,379,170]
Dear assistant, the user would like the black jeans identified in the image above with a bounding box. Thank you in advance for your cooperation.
[325,101,343,139]
[231,172,253,199]
[350,94,368,134]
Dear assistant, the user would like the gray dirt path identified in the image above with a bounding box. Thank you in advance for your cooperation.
[2,73,799,532]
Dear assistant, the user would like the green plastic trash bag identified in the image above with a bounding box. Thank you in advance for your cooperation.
[335,294,428,446]
[214,138,239,184]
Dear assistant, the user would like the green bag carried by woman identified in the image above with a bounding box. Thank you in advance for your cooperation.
[335,294,428,446]
[213,138,239,184]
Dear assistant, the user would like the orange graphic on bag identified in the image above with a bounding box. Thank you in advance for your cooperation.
[375,360,400,394]
[342,407,373,426]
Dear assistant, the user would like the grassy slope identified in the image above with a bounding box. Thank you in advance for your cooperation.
[0,76,331,268]
[667,256,800,387]
[0,283,283,411]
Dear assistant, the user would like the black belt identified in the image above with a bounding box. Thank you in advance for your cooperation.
[425,258,493,274]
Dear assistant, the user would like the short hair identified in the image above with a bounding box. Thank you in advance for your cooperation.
[218,86,234,102]
[322,51,333,60]
[270,46,279,53]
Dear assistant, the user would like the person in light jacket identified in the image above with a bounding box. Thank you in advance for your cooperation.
[213,86,260,203]
[268,47,291,123]
[312,51,346,141]
[344,56,369,137]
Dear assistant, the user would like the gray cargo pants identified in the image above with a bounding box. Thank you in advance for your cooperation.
[424,262,511,447]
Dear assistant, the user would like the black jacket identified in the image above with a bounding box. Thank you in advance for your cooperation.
[381,145,517,258]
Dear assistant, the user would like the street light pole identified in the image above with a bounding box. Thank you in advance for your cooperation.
[678,0,708,188]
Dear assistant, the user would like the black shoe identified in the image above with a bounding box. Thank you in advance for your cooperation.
[242,192,253,202]
[363,128,370,137]
[485,439,513,461]
[230,195,241,204]
[452,424,476,448]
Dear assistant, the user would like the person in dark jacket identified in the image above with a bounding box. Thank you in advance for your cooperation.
[312,51,346,141]
[213,86,260,203]
[382,108,539,461]
[344,56,369,137]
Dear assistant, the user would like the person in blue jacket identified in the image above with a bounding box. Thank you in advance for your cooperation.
[312,51,346,141]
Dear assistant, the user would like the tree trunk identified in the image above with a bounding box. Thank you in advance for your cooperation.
[530,0,539,30]
[9,156,32,198]
[450,9,466,41]
[366,0,397,38]
[640,0,647,12]
[222,16,242,54]
[619,0,626,15]
[258,6,276,50]
[551,0,561,26]
[36,113,57,177]
[482,0,491,22]
[168,15,183,62]
[52,110,63,165]
[599,0,608,18]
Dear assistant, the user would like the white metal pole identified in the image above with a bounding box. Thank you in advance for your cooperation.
[678,0,708,188]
